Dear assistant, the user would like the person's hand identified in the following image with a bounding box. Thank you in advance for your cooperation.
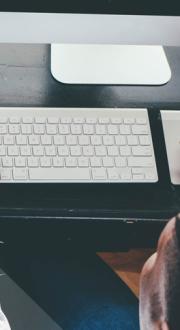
[0,305,11,330]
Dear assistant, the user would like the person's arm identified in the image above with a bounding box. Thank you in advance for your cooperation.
[0,305,11,330]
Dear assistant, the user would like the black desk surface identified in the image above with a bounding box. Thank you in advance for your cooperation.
[0,43,180,249]
[1,44,180,108]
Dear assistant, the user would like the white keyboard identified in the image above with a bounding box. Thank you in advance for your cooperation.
[0,107,158,183]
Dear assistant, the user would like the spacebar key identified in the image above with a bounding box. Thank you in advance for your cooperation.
[29,168,91,181]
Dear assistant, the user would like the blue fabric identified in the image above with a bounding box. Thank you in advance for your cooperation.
[2,253,140,330]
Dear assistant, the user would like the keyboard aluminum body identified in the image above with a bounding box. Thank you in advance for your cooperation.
[0,108,158,183]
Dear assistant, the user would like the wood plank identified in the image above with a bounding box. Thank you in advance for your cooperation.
[98,249,154,298]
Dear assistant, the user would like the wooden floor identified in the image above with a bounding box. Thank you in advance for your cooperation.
[98,249,154,298]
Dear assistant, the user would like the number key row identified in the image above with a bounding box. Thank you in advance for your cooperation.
[0,123,149,135]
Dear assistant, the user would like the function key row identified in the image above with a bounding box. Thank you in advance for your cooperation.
[0,116,147,125]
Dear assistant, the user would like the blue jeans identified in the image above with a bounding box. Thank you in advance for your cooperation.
[1,252,140,330]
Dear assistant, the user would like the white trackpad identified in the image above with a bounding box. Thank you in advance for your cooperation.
[161,110,180,185]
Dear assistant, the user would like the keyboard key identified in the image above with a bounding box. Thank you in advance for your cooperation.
[71,124,82,135]
[9,124,20,134]
[78,157,89,167]
[22,116,33,123]
[13,168,27,180]
[61,117,72,124]
[21,124,32,134]
[73,117,84,124]
[136,118,147,124]
[58,124,69,134]
[127,135,138,146]
[103,135,114,146]
[120,146,131,156]
[83,146,94,156]
[132,168,144,174]
[132,146,152,156]
[0,125,7,134]
[65,157,77,167]
[45,146,56,156]
[90,157,101,167]
[99,117,110,124]
[119,168,132,180]
[20,146,31,156]
[115,136,126,145]
[86,117,97,124]
[35,116,46,124]
[9,117,20,123]
[66,135,77,145]
[58,146,69,156]
[14,157,26,167]
[107,168,119,180]
[0,117,8,123]
[46,124,57,135]
[33,146,44,156]
[91,135,102,146]
[83,125,94,135]
[28,157,39,167]
[133,174,144,180]
[107,125,118,135]
[128,157,154,167]
[0,146,7,156]
[103,157,114,167]
[70,146,81,156]
[115,157,127,167]
[40,157,51,167]
[2,157,13,167]
[92,168,107,180]
[120,125,131,135]
[53,136,65,145]
[144,169,157,181]
[1,169,12,180]
[29,135,40,145]
[33,124,45,134]
[4,135,14,145]
[53,157,64,167]
[29,168,91,180]
[132,125,149,135]
[95,146,107,156]
[47,117,59,124]
[111,117,122,124]
[41,135,52,145]
[96,125,106,135]
[78,135,90,146]
[139,135,150,145]
[16,136,27,145]
[8,146,19,156]
[124,118,135,124]
[107,146,119,156]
